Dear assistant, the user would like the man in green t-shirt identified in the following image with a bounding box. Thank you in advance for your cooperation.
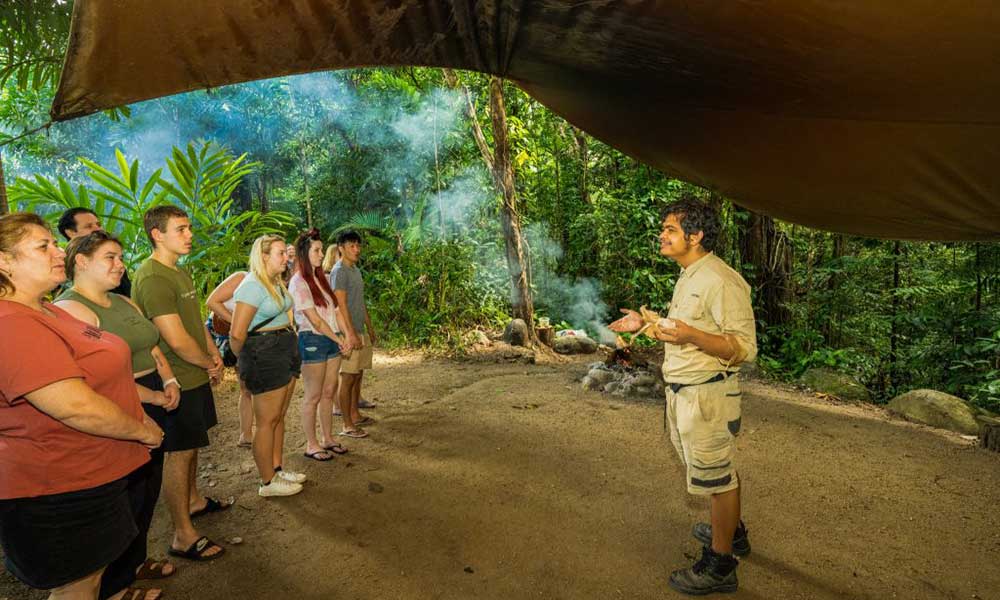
[133,206,228,561]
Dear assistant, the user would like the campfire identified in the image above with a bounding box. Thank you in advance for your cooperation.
[582,346,661,400]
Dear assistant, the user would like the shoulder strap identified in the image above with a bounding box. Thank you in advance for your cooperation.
[249,310,280,333]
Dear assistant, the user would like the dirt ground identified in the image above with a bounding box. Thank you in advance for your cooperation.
[3,351,1000,600]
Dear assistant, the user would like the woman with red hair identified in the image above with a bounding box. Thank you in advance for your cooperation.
[289,230,354,460]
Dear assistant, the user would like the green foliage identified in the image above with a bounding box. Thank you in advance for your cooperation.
[363,241,508,348]
[9,141,295,297]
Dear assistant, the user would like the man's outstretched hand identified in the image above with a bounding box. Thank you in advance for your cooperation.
[608,308,643,333]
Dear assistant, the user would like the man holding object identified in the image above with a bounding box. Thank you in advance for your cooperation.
[610,195,757,595]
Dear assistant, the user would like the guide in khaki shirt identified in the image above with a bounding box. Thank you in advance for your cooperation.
[662,252,757,385]
[609,199,758,596]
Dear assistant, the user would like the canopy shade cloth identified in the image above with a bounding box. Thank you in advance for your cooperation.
[51,1,1000,240]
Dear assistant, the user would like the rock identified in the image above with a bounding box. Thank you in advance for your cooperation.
[503,319,530,347]
[799,368,871,402]
[739,361,760,379]
[553,336,580,354]
[887,389,981,435]
[554,335,598,355]
[604,381,621,394]
[632,386,653,397]
[631,373,657,387]
[228,537,243,545]
[577,336,598,354]
[587,368,615,385]
[580,376,600,391]
[465,330,491,346]
[368,482,384,494]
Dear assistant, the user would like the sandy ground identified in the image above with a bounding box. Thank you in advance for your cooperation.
[3,351,1000,600]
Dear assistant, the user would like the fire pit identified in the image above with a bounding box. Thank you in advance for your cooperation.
[581,354,663,400]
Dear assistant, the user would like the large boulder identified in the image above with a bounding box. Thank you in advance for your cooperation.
[553,335,598,355]
[888,389,981,435]
[799,368,871,402]
[503,319,530,347]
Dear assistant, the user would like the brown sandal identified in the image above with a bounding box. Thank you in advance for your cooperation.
[135,558,176,580]
[122,587,162,600]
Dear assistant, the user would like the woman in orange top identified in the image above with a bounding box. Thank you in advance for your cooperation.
[0,213,163,600]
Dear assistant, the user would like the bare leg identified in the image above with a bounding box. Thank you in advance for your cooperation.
[164,450,218,556]
[349,371,364,422]
[339,373,360,430]
[237,378,253,445]
[300,363,326,454]
[252,387,287,482]
[319,358,341,446]
[710,484,740,554]
[187,448,202,512]
[48,568,104,600]
[273,378,296,469]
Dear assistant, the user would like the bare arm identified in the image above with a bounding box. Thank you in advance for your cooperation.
[51,299,99,328]
[229,301,259,356]
[25,378,162,448]
[301,306,348,347]
[333,289,360,346]
[206,272,245,322]
[152,313,215,370]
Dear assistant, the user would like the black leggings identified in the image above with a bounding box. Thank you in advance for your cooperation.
[98,372,166,599]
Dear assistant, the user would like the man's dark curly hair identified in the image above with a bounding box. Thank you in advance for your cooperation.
[660,194,720,252]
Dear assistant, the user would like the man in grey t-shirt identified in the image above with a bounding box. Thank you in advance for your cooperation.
[331,230,377,438]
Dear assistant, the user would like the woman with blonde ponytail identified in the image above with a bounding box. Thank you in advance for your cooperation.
[229,235,304,498]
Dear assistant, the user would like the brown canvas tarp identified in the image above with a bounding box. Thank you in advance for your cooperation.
[51,1,1000,240]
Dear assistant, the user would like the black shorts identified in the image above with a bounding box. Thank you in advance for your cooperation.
[238,330,301,394]
[0,477,136,590]
[144,382,217,452]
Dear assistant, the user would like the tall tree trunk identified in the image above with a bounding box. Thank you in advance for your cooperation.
[489,76,536,341]
[707,192,726,261]
[735,207,790,332]
[825,234,847,346]
[300,145,313,228]
[0,151,9,215]
[888,240,902,392]
[572,128,590,205]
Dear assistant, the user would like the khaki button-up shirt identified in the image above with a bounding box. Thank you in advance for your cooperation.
[662,253,757,384]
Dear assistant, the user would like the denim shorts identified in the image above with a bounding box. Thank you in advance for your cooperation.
[297,330,342,364]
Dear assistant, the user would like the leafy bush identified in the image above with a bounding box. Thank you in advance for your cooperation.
[363,240,508,348]
[9,141,296,297]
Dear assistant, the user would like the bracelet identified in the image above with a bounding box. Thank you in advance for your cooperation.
[163,377,181,390]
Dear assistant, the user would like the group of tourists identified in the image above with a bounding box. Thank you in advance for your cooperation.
[1,193,756,598]
[0,206,375,600]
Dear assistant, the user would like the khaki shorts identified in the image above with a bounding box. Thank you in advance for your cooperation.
[340,333,373,374]
[666,374,742,496]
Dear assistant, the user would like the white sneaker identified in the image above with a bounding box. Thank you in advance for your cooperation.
[276,469,307,484]
[258,477,303,497]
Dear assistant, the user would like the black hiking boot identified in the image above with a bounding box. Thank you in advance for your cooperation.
[668,545,739,596]
[691,521,751,557]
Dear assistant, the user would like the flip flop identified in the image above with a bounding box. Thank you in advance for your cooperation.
[337,428,368,439]
[167,536,225,562]
[355,416,375,427]
[303,449,334,461]
[190,496,233,519]
[358,399,377,409]
[236,440,251,449]
[121,587,162,600]
[322,442,349,455]
[134,558,176,580]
